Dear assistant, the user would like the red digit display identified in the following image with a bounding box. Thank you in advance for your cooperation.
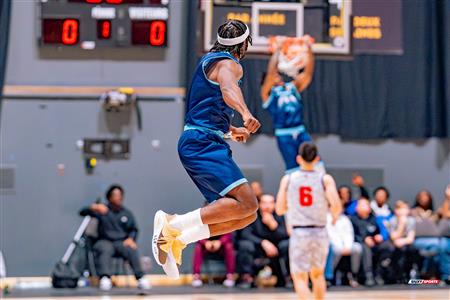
[68,0,144,3]
[131,20,167,46]
[42,19,79,45]
[97,20,111,39]
[62,19,79,45]
[150,21,166,46]
[299,186,313,206]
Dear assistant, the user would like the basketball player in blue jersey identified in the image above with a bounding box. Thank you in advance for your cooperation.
[152,20,261,278]
[261,39,320,174]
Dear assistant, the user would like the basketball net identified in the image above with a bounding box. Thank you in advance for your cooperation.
[268,35,314,78]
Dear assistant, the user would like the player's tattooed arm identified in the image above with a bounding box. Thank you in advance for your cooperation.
[275,175,290,216]
[323,174,342,224]
[216,60,261,133]
[261,48,280,102]
[293,40,315,93]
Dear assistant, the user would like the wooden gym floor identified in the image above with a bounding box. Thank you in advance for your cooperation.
[5,286,449,300]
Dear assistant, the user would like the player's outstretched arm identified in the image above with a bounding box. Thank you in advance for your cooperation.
[276,175,290,216]
[261,49,280,102]
[216,60,261,133]
[323,174,342,223]
[293,39,315,93]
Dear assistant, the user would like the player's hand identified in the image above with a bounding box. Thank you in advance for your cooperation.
[123,237,137,250]
[91,203,109,215]
[230,127,250,143]
[352,173,364,187]
[243,113,261,134]
[261,240,278,258]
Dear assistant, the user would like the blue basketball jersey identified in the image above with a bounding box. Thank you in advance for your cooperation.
[185,52,241,134]
[263,82,304,129]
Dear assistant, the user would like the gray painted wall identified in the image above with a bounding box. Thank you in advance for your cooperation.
[1,0,449,277]
[5,0,187,86]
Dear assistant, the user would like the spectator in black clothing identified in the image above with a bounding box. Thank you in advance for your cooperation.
[350,198,393,286]
[237,194,290,288]
[80,185,150,291]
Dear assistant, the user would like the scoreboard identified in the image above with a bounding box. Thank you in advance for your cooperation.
[39,0,169,49]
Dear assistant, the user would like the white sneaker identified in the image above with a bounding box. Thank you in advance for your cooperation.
[162,249,180,279]
[152,210,180,279]
[137,277,151,290]
[223,278,235,288]
[192,278,203,288]
[99,277,112,291]
[152,210,168,267]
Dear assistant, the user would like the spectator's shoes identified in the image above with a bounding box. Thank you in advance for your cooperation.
[223,278,236,288]
[152,210,185,279]
[137,277,151,290]
[191,275,203,288]
[99,277,112,291]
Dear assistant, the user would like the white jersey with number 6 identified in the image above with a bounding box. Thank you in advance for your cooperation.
[286,169,328,227]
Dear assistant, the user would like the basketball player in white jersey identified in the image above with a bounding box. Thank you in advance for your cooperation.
[276,142,341,300]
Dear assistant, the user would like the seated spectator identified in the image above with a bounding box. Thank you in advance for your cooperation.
[237,194,290,288]
[338,186,358,216]
[411,189,441,277]
[326,212,362,287]
[437,186,450,284]
[387,200,418,282]
[350,198,392,286]
[339,174,370,216]
[79,185,150,291]
[370,186,393,241]
[191,233,235,288]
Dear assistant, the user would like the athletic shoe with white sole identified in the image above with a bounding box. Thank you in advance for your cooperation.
[152,210,182,279]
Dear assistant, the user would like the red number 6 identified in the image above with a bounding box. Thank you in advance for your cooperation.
[299,186,313,206]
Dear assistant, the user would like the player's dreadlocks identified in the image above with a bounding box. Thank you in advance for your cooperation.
[210,19,252,60]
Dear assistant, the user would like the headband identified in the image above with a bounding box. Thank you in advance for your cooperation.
[217,25,250,46]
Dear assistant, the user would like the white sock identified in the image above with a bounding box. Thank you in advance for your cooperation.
[177,224,210,245]
[169,208,204,231]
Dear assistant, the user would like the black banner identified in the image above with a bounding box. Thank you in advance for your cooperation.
[352,0,403,55]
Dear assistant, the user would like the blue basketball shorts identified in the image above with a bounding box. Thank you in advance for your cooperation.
[276,128,312,173]
[178,127,248,203]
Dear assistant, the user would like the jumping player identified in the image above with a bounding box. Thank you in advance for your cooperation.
[261,37,323,174]
[152,20,261,278]
[276,142,341,300]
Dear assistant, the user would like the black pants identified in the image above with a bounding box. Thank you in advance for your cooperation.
[93,239,144,279]
[361,240,394,277]
[392,244,418,281]
[237,239,290,286]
